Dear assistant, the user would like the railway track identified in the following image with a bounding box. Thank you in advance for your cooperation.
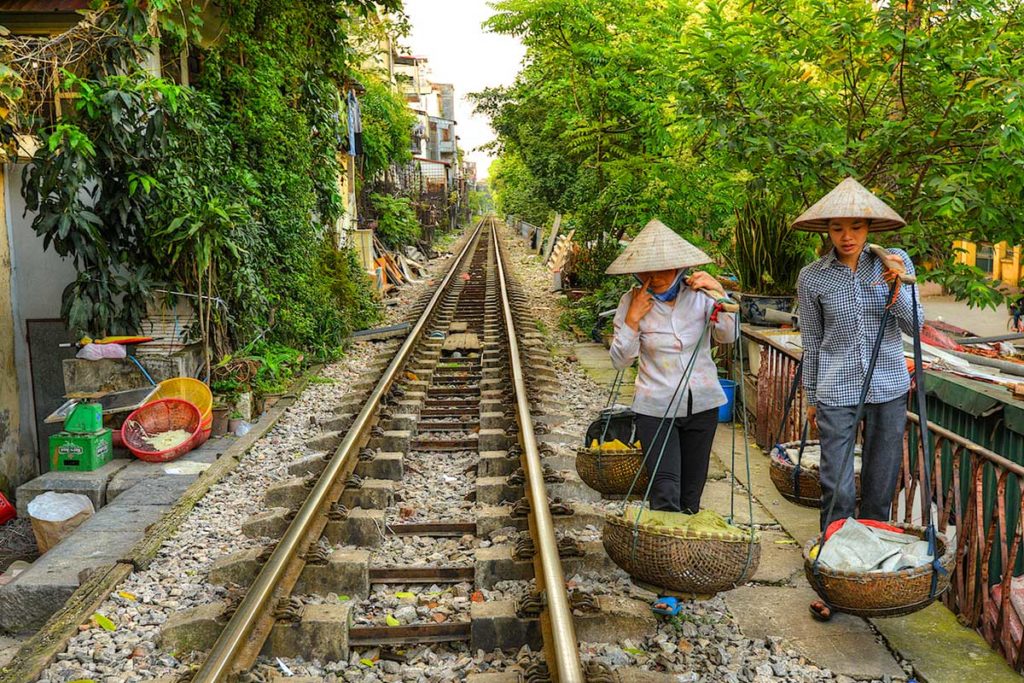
[186,216,585,682]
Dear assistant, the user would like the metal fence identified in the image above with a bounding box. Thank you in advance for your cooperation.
[743,328,1024,671]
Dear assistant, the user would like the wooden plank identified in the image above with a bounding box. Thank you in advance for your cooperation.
[542,213,562,263]
[0,563,133,683]
[548,229,575,272]
[442,333,481,352]
[348,323,412,342]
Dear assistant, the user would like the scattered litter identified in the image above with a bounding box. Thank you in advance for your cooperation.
[90,613,116,631]
[276,657,294,676]
[162,461,212,475]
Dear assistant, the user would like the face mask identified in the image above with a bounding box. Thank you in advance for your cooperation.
[635,270,687,302]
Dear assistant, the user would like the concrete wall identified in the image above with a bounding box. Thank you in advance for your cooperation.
[3,162,78,490]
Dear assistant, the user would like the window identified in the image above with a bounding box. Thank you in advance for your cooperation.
[977,243,994,274]
[442,127,451,142]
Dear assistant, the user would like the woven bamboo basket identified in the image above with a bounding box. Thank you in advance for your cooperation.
[768,441,861,508]
[576,446,648,495]
[603,512,761,596]
[803,524,954,618]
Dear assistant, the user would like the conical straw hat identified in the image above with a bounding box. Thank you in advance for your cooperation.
[605,219,712,275]
[792,177,906,232]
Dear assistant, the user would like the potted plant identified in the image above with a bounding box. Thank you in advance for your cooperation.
[730,190,813,326]
[228,411,244,434]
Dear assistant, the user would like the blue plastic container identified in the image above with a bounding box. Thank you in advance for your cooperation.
[718,379,736,423]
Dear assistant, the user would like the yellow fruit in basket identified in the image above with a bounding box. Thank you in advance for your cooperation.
[634,440,641,448]
[808,543,820,560]
[590,439,599,449]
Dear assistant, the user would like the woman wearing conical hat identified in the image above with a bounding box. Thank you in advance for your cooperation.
[608,219,738,517]
[794,178,924,621]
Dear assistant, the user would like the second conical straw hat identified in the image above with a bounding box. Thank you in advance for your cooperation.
[792,177,906,232]
[605,219,712,275]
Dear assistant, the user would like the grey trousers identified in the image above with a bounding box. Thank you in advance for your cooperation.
[817,395,907,531]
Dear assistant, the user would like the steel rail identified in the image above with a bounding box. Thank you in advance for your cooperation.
[490,218,584,682]
[192,218,487,682]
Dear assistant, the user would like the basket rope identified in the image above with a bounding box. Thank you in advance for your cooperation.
[616,295,758,583]
[729,315,759,581]
[620,316,708,563]
[810,272,947,606]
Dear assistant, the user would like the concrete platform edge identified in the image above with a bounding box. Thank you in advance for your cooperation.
[0,366,321,683]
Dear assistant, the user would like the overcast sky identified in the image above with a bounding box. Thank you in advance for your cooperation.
[402,0,525,178]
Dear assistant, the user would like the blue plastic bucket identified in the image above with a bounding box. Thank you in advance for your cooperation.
[718,379,736,423]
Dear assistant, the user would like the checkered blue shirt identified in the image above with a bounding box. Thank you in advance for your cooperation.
[797,246,923,407]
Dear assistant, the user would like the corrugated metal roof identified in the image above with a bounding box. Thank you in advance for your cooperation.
[0,1,89,12]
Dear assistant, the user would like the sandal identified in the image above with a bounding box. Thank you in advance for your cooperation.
[652,596,682,617]
[809,600,833,622]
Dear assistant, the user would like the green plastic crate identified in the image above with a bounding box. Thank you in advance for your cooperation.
[49,429,113,472]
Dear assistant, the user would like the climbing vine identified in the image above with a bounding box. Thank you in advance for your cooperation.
[10,0,407,358]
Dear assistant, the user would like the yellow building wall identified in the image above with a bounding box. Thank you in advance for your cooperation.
[0,166,22,497]
[955,239,1024,287]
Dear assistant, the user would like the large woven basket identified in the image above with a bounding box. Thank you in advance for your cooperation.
[768,441,861,508]
[603,512,761,596]
[576,446,648,495]
[803,524,954,618]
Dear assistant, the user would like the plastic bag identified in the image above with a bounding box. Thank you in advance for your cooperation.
[76,343,127,361]
[27,491,95,554]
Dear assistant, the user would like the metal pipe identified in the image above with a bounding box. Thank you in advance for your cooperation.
[491,219,584,682]
[955,333,1024,346]
[192,220,486,682]
[947,349,1024,378]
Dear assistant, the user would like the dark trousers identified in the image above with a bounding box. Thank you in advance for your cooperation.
[817,395,907,531]
[635,408,719,513]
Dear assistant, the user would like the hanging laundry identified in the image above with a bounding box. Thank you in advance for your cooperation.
[346,89,363,156]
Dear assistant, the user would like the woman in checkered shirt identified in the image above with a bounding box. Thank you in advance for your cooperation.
[794,178,924,621]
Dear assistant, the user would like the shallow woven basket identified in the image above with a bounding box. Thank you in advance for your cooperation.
[576,446,648,495]
[603,512,761,596]
[803,524,954,618]
[768,441,861,508]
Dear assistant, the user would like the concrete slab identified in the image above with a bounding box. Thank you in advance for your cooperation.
[14,459,131,516]
[0,635,23,669]
[106,436,230,501]
[110,474,195,507]
[751,530,803,586]
[712,428,820,545]
[568,343,635,402]
[872,603,1020,683]
[0,529,141,632]
[700,479,774,526]
[723,584,905,681]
